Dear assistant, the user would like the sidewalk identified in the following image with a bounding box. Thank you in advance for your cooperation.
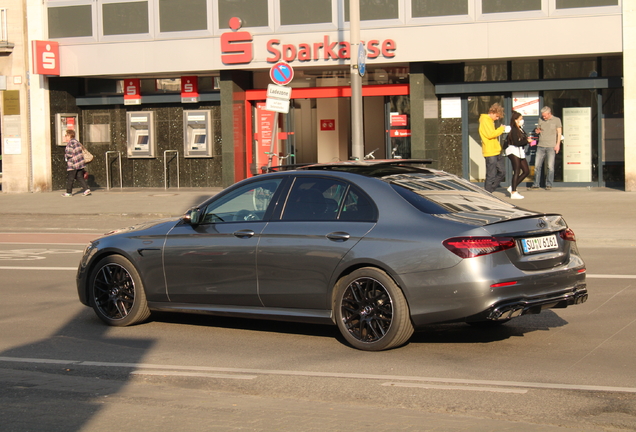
[1,185,635,247]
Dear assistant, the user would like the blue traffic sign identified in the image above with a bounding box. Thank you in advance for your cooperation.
[270,62,294,86]
[357,43,367,77]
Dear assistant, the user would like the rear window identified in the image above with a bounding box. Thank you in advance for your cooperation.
[387,173,515,215]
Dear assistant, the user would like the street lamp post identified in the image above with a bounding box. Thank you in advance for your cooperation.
[350,0,364,160]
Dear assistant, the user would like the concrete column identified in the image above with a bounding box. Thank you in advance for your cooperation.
[220,70,251,187]
[624,2,636,191]
[409,62,439,166]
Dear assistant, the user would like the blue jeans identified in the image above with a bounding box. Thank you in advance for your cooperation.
[533,147,556,188]
[484,155,505,193]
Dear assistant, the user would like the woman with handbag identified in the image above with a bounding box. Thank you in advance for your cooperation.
[62,129,91,197]
[505,111,531,199]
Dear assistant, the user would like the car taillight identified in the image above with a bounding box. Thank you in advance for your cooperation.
[560,228,576,242]
[443,236,516,259]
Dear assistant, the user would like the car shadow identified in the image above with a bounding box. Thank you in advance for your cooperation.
[409,311,569,345]
[149,309,568,348]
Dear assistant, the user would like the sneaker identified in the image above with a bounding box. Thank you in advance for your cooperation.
[546,186,552,190]
[530,185,539,189]
[83,189,92,196]
[511,191,525,199]
[62,193,72,197]
[507,186,512,194]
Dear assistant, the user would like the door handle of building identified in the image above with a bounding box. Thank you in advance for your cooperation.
[327,232,350,242]
[234,229,255,238]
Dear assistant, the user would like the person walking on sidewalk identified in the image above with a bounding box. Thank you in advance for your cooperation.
[479,103,510,193]
[532,106,562,190]
[63,129,91,197]
[505,111,531,199]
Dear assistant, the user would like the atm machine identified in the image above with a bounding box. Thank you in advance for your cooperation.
[127,112,155,158]
[183,110,213,158]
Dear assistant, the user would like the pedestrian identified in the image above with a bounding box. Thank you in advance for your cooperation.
[63,129,91,197]
[532,106,562,190]
[479,103,510,193]
[505,111,531,199]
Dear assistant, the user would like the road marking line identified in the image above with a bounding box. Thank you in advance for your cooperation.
[382,382,527,394]
[0,266,76,271]
[585,274,636,279]
[131,370,257,380]
[2,356,636,394]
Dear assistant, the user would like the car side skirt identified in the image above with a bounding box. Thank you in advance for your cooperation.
[147,302,335,325]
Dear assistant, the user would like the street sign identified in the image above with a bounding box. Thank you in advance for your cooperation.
[357,43,367,77]
[270,62,294,86]
[266,84,292,100]
[265,83,291,114]
[265,98,290,113]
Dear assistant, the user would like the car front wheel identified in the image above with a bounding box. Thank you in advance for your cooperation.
[89,255,150,326]
[334,268,413,351]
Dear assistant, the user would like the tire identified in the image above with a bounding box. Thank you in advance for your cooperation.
[89,255,150,326]
[334,267,413,351]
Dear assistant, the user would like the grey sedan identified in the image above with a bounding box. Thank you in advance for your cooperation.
[77,160,587,351]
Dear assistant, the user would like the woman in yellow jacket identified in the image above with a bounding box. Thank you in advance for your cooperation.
[479,103,510,193]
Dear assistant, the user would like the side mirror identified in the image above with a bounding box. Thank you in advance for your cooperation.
[183,208,202,226]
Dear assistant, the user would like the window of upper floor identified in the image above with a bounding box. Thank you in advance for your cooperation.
[45,0,622,42]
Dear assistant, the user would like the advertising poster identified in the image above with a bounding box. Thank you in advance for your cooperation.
[563,107,592,182]
[512,92,540,116]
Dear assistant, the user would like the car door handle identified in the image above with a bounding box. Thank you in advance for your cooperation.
[327,232,350,242]
[234,229,255,238]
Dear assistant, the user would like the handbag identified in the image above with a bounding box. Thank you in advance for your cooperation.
[81,144,94,163]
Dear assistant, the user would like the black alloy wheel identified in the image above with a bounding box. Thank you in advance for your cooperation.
[89,255,150,326]
[334,267,413,351]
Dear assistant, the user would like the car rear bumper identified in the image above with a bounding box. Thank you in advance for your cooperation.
[480,283,588,321]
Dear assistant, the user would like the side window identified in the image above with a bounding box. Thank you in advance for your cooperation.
[282,177,346,221]
[340,187,377,221]
[202,179,282,223]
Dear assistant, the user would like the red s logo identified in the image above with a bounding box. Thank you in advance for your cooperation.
[221,31,253,65]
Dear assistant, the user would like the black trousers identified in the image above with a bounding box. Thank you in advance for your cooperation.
[66,169,89,194]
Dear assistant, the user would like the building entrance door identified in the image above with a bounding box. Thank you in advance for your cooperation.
[246,84,409,176]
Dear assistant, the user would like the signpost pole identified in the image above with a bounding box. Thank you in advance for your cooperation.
[350,0,364,160]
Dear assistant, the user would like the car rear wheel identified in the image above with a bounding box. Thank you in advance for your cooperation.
[89,255,150,326]
[334,268,413,351]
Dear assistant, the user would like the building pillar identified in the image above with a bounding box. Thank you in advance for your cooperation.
[220,70,251,187]
[409,62,439,167]
[624,2,636,191]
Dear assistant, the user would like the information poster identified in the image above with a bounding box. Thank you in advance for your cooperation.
[512,92,540,116]
[563,107,592,182]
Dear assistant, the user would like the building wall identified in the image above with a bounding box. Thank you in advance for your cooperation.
[624,1,636,191]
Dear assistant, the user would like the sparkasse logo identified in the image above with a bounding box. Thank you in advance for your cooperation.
[221,17,253,65]
[219,17,398,66]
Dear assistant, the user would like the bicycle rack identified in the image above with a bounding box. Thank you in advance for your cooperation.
[163,150,180,189]
[105,151,123,190]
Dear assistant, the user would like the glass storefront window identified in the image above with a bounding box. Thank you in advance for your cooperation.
[280,0,331,25]
[103,2,149,36]
[48,5,92,38]
[512,60,539,80]
[218,0,268,28]
[253,66,409,89]
[344,0,399,21]
[542,89,599,183]
[543,58,597,79]
[482,0,541,13]
[556,0,618,8]
[464,63,507,82]
[412,0,467,17]
[602,55,622,76]
[159,0,207,32]
[601,87,624,184]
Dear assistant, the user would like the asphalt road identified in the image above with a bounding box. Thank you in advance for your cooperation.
[1,212,635,431]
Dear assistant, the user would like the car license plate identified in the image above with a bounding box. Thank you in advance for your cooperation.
[521,234,558,254]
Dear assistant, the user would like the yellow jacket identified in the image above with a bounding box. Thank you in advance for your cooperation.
[479,114,505,157]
